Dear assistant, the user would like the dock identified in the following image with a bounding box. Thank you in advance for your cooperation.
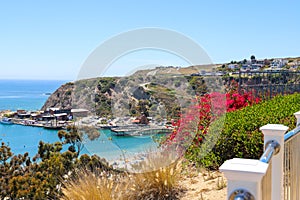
[111,126,173,136]
[44,124,64,130]
[5,118,66,130]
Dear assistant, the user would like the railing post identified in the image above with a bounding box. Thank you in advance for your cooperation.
[220,158,268,200]
[294,111,300,127]
[260,124,289,200]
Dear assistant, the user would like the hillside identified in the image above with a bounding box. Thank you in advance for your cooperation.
[42,55,300,119]
[41,67,219,120]
[41,82,74,110]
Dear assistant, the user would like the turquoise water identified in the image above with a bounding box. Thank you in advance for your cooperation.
[0,80,158,161]
[0,124,66,156]
[0,124,157,161]
[83,129,158,161]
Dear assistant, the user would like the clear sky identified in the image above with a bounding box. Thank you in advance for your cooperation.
[0,0,299,80]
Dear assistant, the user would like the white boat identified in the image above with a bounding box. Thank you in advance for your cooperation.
[0,118,13,125]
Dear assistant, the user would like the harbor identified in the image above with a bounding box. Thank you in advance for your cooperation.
[0,108,175,136]
[0,108,89,130]
[0,79,175,171]
[0,120,162,164]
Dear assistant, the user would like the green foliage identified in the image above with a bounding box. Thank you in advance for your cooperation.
[146,82,185,119]
[97,77,116,94]
[92,78,116,117]
[174,79,181,87]
[187,93,300,169]
[77,154,111,172]
[0,126,112,199]
[186,76,208,95]
[65,89,72,96]
[58,126,83,155]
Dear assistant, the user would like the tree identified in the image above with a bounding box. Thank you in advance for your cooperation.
[0,130,80,198]
[250,55,256,63]
[58,125,83,156]
[0,126,112,199]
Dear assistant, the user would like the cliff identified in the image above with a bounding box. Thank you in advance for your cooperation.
[41,82,74,110]
[41,67,211,119]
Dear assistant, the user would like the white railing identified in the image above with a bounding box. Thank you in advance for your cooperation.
[283,125,300,199]
[220,111,300,200]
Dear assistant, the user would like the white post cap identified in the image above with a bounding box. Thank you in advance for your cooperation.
[294,111,300,126]
[220,158,268,200]
[220,158,268,181]
[260,124,289,136]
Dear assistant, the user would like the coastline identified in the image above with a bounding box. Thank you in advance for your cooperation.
[0,108,167,166]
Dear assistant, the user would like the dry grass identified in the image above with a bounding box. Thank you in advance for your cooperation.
[61,170,121,200]
[60,149,226,200]
[202,170,216,182]
[124,151,183,200]
[216,176,227,190]
[124,161,182,200]
[61,154,183,200]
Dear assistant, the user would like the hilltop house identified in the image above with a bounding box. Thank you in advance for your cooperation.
[271,59,288,68]
[228,64,239,70]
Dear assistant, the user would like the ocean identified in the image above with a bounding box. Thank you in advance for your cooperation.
[0,80,157,162]
[0,79,66,111]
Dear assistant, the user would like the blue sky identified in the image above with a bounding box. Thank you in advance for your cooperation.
[0,0,299,80]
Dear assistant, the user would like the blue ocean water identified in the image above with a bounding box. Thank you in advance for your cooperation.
[0,80,67,111]
[0,79,69,157]
[0,80,157,161]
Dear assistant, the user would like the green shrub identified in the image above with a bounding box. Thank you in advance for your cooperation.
[188,93,300,169]
[65,89,72,96]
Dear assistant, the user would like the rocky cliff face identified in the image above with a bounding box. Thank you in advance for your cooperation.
[41,68,210,119]
[42,78,117,116]
[41,82,74,110]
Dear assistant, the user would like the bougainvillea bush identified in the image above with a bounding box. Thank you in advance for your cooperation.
[162,89,261,168]
[166,90,260,145]
[182,93,300,169]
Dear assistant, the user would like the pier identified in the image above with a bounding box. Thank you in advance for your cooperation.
[111,126,172,136]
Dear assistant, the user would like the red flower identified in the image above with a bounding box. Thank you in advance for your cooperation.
[164,90,260,148]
